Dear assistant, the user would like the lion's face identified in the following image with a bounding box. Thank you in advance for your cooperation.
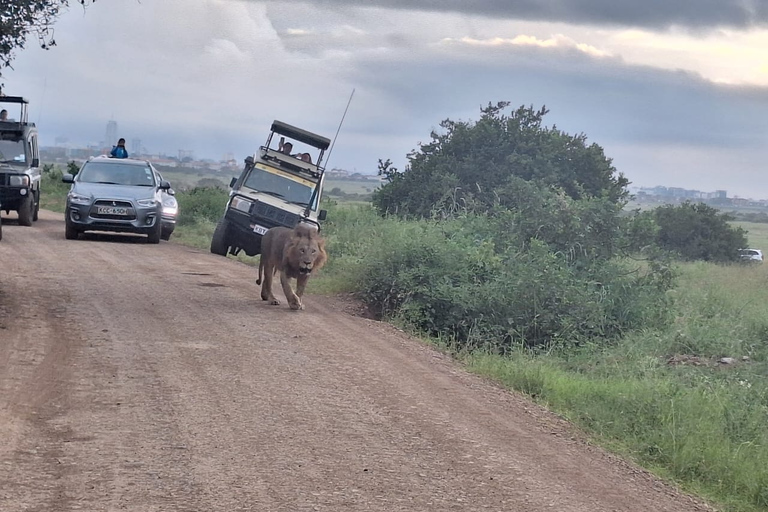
[285,228,327,275]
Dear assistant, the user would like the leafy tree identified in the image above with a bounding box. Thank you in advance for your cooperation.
[651,202,747,262]
[373,102,629,218]
[66,160,79,176]
[0,1,94,80]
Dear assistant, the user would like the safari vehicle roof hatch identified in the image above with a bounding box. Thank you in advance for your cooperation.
[269,121,331,150]
[0,96,31,125]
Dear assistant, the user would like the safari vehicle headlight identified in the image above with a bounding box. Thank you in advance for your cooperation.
[230,196,253,214]
[136,198,156,207]
[68,192,91,205]
[9,175,29,187]
[162,196,178,215]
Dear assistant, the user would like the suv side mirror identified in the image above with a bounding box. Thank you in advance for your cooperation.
[229,177,237,188]
[31,158,39,168]
[159,180,171,190]
[62,173,75,184]
[318,209,328,221]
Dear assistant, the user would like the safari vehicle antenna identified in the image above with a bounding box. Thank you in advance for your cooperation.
[323,88,355,172]
[303,88,355,218]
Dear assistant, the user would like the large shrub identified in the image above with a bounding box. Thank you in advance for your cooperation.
[345,212,673,350]
[651,202,747,262]
[373,102,628,218]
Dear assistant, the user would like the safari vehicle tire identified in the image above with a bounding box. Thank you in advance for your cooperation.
[210,217,230,256]
[0,218,3,241]
[32,190,40,222]
[147,220,162,244]
[64,218,79,240]
[17,195,34,226]
[161,228,173,241]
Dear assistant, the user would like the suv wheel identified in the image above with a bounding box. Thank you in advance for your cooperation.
[64,218,79,240]
[17,194,34,226]
[161,227,173,241]
[147,220,162,244]
[32,189,40,222]
[210,217,231,256]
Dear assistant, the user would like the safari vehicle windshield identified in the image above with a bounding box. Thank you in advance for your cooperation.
[243,164,317,209]
[78,162,157,187]
[0,139,27,166]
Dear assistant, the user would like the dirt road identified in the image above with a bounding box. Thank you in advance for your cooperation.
[0,211,710,511]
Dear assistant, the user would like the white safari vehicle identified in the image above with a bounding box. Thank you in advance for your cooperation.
[210,121,330,257]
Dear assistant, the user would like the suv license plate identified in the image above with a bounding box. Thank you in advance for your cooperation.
[253,224,268,235]
[97,206,128,215]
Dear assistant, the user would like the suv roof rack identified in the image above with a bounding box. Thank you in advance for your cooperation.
[0,96,30,124]
[270,120,331,150]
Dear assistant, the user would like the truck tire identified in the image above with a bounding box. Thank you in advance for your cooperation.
[64,218,79,240]
[0,217,3,241]
[210,217,230,256]
[18,195,33,226]
[32,189,40,222]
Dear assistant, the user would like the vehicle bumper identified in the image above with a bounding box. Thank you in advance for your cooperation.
[0,187,31,210]
[67,202,161,234]
[224,205,302,256]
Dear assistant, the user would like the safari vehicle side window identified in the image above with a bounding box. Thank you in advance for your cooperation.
[29,134,38,162]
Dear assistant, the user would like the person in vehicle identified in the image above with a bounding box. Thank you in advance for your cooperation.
[110,138,129,159]
[278,136,294,156]
[0,110,8,121]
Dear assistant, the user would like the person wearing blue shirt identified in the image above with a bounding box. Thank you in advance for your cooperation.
[110,138,129,158]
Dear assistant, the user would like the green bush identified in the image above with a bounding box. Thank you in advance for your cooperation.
[373,102,628,217]
[175,186,228,226]
[651,202,747,262]
[333,210,673,349]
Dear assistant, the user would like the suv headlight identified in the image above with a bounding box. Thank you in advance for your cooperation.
[136,198,156,207]
[68,193,91,205]
[162,196,178,215]
[230,196,253,213]
[9,175,29,187]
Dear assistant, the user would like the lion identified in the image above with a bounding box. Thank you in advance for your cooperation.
[256,223,327,310]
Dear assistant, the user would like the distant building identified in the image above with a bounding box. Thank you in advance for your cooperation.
[178,149,194,161]
[105,120,118,147]
[131,138,142,156]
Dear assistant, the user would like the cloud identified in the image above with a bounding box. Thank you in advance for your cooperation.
[267,0,768,30]
[440,34,612,58]
[4,0,768,198]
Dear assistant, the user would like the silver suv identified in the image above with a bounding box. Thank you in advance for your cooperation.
[62,157,175,243]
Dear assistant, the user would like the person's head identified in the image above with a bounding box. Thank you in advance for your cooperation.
[0,110,7,121]
[299,153,312,163]
[117,138,126,146]
[282,141,293,154]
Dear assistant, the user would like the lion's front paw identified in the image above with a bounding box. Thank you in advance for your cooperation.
[269,299,281,306]
[289,301,304,311]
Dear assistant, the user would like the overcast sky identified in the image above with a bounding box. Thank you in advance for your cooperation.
[4,0,768,198]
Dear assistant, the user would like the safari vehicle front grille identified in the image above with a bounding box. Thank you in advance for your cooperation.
[252,201,300,228]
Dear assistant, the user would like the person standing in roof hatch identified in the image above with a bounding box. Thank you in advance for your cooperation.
[110,138,129,158]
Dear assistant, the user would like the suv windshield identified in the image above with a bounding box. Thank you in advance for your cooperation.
[0,139,27,165]
[243,165,316,208]
[79,162,156,187]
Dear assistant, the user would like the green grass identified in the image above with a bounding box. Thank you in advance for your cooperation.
[734,221,768,249]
